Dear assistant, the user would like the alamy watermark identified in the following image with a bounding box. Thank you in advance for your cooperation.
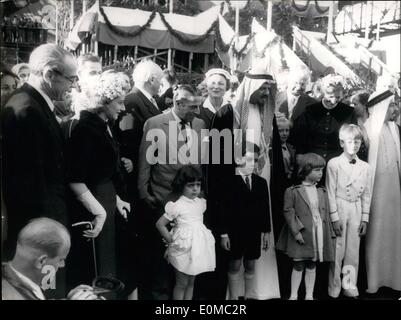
[144,122,257,166]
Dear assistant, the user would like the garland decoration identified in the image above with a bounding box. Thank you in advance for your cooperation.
[314,0,329,14]
[291,0,310,12]
[233,33,254,57]
[158,9,217,45]
[99,6,157,38]
[99,4,225,46]
[215,21,233,52]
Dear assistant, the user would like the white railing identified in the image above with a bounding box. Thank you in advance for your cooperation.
[292,26,362,84]
[358,43,396,79]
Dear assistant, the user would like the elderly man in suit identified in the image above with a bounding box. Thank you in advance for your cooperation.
[1,44,77,298]
[2,218,98,300]
[117,60,163,299]
[121,59,164,185]
[137,84,205,300]
[2,44,77,259]
[276,69,316,124]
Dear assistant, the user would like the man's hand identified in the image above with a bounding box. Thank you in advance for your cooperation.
[262,232,270,251]
[294,232,305,245]
[221,236,230,251]
[332,221,343,237]
[67,285,99,300]
[121,157,133,173]
[358,221,368,236]
[116,195,130,220]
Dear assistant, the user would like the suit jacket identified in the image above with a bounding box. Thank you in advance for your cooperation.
[1,83,68,253]
[277,92,316,123]
[326,153,372,222]
[2,263,41,300]
[217,174,271,236]
[122,87,162,163]
[276,185,336,261]
[137,110,206,204]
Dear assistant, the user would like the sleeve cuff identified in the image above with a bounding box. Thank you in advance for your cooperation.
[330,212,339,222]
[361,213,369,223]
[221,234,229,238]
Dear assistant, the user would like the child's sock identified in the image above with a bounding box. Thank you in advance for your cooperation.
[228,271,241,300]
[290,269,303,300]
[304,268,316,300]
[244,272,255,299]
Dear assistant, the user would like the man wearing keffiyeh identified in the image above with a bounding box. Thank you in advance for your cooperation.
[203,67,285,300]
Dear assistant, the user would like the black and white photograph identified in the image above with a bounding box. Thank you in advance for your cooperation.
[0,0,400,312]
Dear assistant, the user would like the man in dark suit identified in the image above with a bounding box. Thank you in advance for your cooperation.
[1,44,78,297]
[118,60,164,299]
[122,60,164,179]
[137,85,206,300]
[276,71,316,124]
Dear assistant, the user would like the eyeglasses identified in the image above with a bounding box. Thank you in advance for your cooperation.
[52,69,78,84]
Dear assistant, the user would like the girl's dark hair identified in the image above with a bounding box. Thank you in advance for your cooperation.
[297,153,326,181]
[171,165,203,195]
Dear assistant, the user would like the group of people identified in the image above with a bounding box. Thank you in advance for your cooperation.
[1,43,400,301]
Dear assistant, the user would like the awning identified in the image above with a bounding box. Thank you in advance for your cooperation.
[67,3,221,53]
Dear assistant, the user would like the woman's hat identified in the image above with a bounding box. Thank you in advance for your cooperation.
[205,68,231,81]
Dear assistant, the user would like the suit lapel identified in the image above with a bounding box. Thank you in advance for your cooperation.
[23,84,64,146]
[135,88,161,117]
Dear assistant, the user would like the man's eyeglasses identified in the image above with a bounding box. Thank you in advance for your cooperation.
[52,69,78,84]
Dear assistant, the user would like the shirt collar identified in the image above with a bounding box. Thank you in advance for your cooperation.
[171,108,181,123]
[27,81,55,112]
[8,263,46,300]
[203,96,228,114]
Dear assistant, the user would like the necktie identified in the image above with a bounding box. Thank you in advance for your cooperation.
[349,159,356,164]
[180,121,189,145]
[245,175,251,190]
[150,97,158,109]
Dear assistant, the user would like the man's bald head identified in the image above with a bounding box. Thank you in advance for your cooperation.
[17,218,71,258]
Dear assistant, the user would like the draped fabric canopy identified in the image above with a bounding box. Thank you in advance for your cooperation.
[66,3,221,53]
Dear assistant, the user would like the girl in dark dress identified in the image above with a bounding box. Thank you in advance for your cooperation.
[66,71,130,297]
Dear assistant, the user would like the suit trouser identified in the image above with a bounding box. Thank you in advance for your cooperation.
[328,199,362,298]
[136,201,172,300]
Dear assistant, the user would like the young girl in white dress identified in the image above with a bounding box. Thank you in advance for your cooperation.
[156,165,216,300]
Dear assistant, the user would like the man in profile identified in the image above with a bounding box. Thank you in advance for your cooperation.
[2,218,98,300]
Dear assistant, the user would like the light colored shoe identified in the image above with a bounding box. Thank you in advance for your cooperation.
[288,296,298,300]
[305,296,314,300]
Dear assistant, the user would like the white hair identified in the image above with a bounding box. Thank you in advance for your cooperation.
[131,59,162,85]
[17,218,70,258]
[28,43,74,76]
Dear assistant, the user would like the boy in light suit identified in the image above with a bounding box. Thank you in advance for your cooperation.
[326,124,372,298]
